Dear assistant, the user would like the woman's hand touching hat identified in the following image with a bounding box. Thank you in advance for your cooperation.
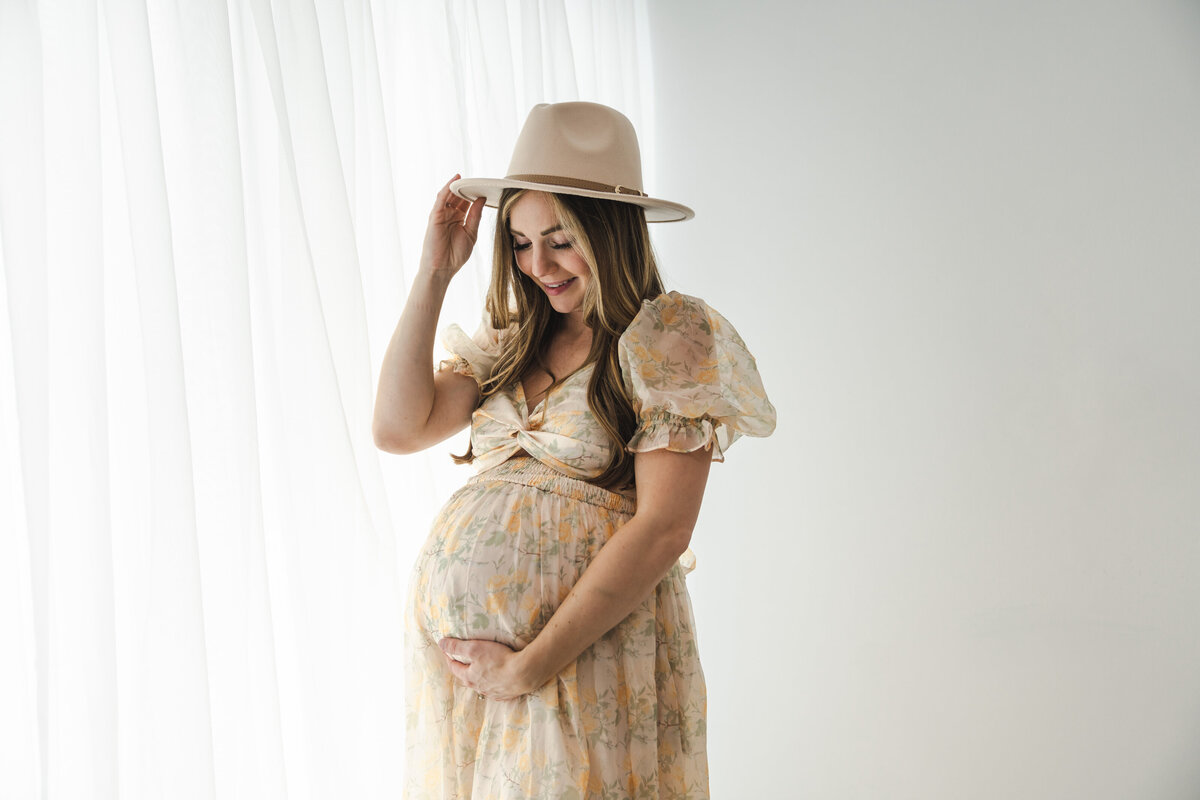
[420,172,487,281]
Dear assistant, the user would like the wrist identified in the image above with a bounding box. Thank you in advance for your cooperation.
[414,267,454,292]
[515,640,553,693]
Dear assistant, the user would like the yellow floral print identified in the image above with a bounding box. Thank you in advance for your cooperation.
[407,291,776,798]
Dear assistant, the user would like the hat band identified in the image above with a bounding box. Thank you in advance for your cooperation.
[506,173,647,197]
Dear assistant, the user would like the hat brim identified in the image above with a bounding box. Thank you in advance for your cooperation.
[450,178,694,223]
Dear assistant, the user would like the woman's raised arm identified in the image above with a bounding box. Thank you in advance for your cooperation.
[372,175,487,454]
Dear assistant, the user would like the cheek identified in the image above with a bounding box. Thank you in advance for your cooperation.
[570,256,592,278]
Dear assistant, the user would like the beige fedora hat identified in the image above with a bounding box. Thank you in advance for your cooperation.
[449,101,694,223]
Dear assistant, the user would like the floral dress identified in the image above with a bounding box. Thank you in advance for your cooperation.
[403,290,777,799]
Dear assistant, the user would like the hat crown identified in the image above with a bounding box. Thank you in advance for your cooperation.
[449,101,693,222]
[506,102,644,193]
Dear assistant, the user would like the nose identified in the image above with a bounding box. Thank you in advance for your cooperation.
[530,244,558,277]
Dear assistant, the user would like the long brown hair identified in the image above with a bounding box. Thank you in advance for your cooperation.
[450,187,666,491]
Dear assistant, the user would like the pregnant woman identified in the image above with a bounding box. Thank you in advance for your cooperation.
[373,101,777,799]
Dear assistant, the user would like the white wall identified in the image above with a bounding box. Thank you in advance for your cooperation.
[647,2,1200,797]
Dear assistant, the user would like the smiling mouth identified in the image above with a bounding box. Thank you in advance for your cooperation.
[544,278,576,289]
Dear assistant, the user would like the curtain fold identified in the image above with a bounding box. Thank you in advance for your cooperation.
[0,0,656,797]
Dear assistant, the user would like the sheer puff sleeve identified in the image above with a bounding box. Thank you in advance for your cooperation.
[436,306,512,390]
[618,291,777,461]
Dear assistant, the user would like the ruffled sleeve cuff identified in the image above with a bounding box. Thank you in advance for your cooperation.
[624,408,729,463]
[436,352,479,382]
[435,308,509,389]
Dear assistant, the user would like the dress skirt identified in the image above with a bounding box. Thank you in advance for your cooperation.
[403,455,709,799]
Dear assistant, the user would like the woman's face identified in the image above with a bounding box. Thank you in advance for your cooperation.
[508,191,591,315]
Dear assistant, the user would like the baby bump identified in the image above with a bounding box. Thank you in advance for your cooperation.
[407,475,630,650]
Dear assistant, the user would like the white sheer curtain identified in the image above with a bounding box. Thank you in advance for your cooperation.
[0,1,655,796]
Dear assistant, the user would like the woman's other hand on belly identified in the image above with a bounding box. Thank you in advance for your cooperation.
[438,637,547,701]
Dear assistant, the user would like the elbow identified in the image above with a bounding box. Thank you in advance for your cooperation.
[372,427,396,453]
[373,423,417,454]
[668,524,695,560]
[633,512,695,561]
[372,402,426,453]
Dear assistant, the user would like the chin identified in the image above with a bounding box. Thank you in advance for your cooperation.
[549,296,583,314]
[550,301,579,314]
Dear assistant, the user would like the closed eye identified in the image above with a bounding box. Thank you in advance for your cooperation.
[513,241,572,252]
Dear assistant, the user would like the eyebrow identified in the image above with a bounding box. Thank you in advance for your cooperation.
[509,224,563,237]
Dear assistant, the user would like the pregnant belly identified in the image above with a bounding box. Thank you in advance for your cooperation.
[408,480,582,651]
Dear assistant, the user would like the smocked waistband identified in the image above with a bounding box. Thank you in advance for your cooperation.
[468,455,637,514]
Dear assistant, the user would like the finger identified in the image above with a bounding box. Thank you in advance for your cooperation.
[445,193,474,222]
[450,661,478,690]
[446,660,467,684]
[441,648,470,673]
[442,174,462,202]
[463,195,486,233]
[439,637,470,662]
[431,174,463,216]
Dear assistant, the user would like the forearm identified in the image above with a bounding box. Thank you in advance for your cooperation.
[372,269,453,439]
[516,514,689,688]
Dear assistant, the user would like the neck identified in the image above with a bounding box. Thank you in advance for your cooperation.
[559,308,590,339]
